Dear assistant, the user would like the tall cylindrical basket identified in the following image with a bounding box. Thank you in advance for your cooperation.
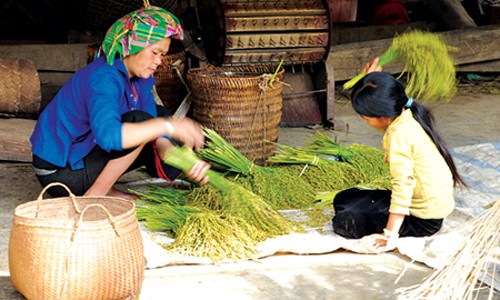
[153,50,188,113]
[188,65,284,164]
[9,183,145,300]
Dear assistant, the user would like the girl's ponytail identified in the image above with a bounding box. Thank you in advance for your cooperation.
[409,102,467,188]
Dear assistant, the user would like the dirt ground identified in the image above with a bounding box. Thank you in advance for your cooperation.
[0,82,499,299]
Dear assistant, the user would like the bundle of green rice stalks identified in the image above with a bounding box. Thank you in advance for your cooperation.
[344,143,390,184]
[133,186,196,234]
[268,140,391,207]
[166,210,264,262]
[302,131,354,161]
[163,145,298,237]
[301,133,390,188]
[199,128,317,209]
[267,144,362,192]
[343,30,457,102]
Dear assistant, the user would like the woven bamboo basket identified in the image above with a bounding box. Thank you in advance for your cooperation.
[188,65,284,164]
[153,50,187,113]
[0,58,41,117]
[9,183,145,300]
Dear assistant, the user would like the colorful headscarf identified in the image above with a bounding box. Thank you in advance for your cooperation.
[101,2,184,65]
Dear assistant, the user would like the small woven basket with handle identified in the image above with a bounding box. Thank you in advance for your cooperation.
[9,183,145,300]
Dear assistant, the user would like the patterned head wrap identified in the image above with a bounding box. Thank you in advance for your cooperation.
[101,1,184,65]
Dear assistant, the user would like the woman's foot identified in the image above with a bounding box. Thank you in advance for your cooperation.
[107,187,140,201]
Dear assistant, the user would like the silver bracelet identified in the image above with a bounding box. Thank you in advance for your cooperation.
[164,119,175,137]
[383,228,399,239]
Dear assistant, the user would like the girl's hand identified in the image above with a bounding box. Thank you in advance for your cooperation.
[185,160,210,185]
[362,57,382,74]
[361,233,388,249]
[359,232,397,253]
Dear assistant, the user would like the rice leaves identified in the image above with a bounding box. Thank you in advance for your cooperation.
[136,202,199,234]
[134,187,197,234]
[343,30,457,102]
[302,131,354,161]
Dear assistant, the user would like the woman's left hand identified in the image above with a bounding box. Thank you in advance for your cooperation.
[185,160,210,185]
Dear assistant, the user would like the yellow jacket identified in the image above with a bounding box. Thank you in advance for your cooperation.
[382,109,454,219]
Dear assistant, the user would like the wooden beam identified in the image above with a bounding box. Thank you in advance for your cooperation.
[457,60,500,73]
[0,43,88,72]
[329,25,500,81]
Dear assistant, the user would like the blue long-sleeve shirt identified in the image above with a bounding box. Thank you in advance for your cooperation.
[30,56,157,170]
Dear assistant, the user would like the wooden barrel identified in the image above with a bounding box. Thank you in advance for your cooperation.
[188,64,284,165]
[196,0,331,67]
[0,58,41,117]
[153,50,188,113]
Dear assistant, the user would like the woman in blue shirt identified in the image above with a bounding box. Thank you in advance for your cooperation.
[30,4,209,199]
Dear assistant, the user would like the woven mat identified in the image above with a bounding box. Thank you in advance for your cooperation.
[141,142,500,271]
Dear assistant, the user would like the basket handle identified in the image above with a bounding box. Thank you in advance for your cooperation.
[35,182,81,217]
[72,204,120,241]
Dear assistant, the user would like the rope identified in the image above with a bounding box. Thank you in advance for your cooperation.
[246,74,272,161]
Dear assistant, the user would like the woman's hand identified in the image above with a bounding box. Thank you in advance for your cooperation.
[362,57,382,74]
[185,160,210,186]
[168,117,205,150]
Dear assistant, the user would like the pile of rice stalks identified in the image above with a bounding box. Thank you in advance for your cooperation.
[167,211,263,262]
[344,30,457,102]
[154,145,299,262]
[266,133,391,207]
[135,130,392,262]
[199,128,316,209]
[268,134,391,191]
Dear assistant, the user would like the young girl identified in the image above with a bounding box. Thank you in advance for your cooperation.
[332,58,467,250]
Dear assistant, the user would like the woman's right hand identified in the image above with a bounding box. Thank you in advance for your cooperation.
[168,117,205,150]
[362,57,382,74]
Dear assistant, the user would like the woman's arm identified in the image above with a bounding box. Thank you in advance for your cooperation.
[121,117,205,150]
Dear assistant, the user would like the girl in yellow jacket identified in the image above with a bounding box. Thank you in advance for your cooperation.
[332,59,467,250]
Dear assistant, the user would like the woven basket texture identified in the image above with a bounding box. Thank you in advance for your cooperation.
[153,50,187,112]
[188,65,284,164]
[9,183,145,300]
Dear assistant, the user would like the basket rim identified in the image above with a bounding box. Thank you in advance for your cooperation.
[187,64,284,80]
[13,196,136,229]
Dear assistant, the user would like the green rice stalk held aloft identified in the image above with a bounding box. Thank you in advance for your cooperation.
[343,30,457,102]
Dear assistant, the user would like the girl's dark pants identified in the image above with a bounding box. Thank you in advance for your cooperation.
[332,188,443,238]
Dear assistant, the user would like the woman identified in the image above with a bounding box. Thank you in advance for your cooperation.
[332,58,467,251]
[30,4,210,199]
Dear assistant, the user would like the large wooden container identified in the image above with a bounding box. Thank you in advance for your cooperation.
[188,65,284,164]
[196,0,331,67]
[0,58,41,117]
